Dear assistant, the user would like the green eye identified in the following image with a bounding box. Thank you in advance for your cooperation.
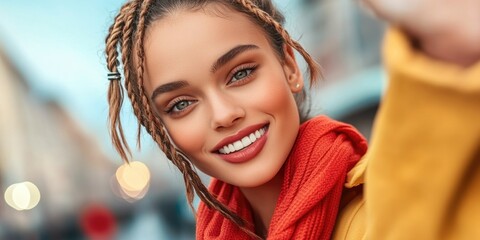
[168,100,194,113]
[232,69,252,82]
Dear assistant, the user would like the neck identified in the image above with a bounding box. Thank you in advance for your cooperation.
[240,168,284,236]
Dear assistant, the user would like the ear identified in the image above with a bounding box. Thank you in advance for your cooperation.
[282,44,304,93]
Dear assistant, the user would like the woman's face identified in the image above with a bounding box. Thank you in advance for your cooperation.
[143,4,304,188]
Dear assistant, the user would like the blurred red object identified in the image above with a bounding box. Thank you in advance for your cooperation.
[80,203,117,239]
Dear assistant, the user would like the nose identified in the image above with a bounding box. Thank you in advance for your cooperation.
[209,91,245,130]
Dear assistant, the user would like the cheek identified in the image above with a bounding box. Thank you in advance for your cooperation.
[164,117,207,157]
[254,75,298,116]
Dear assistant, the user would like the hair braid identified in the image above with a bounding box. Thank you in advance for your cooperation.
[105,2,137,162]
[133,0,160,141]
[120,0,148,150]
[237,0,322,86]
[130,0,201,217]
[151,127,260,239]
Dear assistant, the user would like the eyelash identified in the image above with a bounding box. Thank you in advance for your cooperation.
[164,97,196,115]
[227,64,258,86]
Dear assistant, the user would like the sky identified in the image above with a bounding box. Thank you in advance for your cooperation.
[0,1,125,151]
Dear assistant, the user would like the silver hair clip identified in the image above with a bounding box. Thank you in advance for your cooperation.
[108,72,121,81]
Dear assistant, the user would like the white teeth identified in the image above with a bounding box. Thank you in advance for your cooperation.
[241,136,252,146]
[233,141,243,151]
[222,145,230,154]
[249,133,256,142]
[218,126,267,155]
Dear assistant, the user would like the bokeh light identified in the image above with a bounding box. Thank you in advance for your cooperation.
[115,161,151,200]
[4,181,41,211]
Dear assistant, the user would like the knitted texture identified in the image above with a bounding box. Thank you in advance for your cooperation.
[196,116,368,239]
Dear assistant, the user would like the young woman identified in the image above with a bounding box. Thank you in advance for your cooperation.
[104,0,480,239]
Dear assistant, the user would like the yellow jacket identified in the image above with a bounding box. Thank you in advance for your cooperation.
[332,28,480,240]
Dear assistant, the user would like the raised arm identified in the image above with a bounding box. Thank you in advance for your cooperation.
[360,1,480,239]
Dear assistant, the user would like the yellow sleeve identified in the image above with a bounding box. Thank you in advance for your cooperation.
[364,28,480,239]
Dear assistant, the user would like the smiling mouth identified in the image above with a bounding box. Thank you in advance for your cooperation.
[217,125,268,155]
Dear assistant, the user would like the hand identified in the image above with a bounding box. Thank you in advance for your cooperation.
[360,0,480,66]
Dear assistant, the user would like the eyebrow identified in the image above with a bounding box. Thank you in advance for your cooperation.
[151,80,189,100]
[211,44,259,73]
[151,44,259,100]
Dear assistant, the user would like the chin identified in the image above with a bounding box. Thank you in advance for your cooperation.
[230,163,284,189]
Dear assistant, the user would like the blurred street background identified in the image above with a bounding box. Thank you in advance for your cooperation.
[0,0,385,239]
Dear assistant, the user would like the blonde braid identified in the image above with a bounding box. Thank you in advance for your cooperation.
[132,0,160,141]
[152,127,260,239]
[237,0,322,85]
[105,2,137,162]
[130,0,200,213]
[120,0,147,150]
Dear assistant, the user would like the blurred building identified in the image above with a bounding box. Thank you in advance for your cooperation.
[0,44,194,239]
[297,0,386,139]
[0,43,112,238]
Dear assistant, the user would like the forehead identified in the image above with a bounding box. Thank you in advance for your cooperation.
[143,4,273,87]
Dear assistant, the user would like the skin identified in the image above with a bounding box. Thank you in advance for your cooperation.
[361,0,480,66]
[142,4,304,232]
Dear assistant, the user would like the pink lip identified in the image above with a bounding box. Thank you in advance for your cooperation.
[212,123,268,152]
[216,132,267,163]
[212,123,269,164]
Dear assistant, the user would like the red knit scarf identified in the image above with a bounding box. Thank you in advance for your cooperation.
[196,116,367,239]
